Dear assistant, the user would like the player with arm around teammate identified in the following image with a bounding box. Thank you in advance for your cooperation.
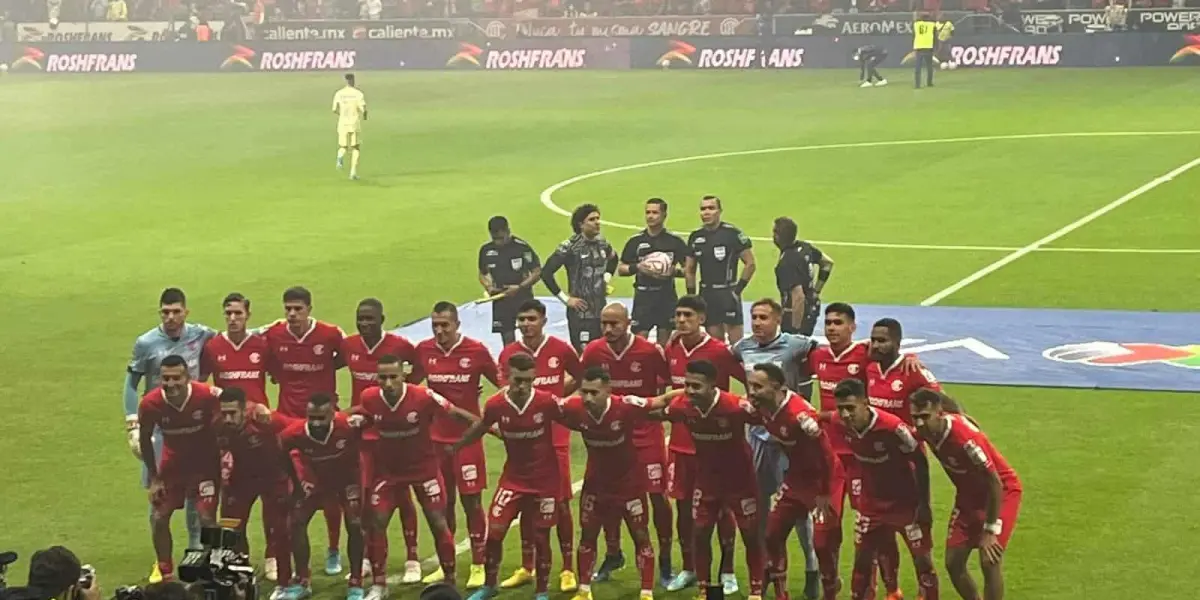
[911,388,1021,600]
[333,72,366,180]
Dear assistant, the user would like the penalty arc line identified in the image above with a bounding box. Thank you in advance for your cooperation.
[920,155,1200,306]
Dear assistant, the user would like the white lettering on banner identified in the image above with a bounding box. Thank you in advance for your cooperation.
[697,47,757,68]
[428,373,470,384]
[16,21,223,42]
[1139,9,1200,30]
[484,49,587,70]
[258,50,356,71]
[902,338,1010,360]
[841,20,913,35]
[1066,12,1109,27]
[260,25,348,41]
[1020,13,1064,34]
[764,47,804,68]
[645,19,712,36]
[45,53,137,72]
[950,45,1063,67]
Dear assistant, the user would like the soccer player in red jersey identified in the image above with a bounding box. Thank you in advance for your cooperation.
[414,301,501,587]
[867,318,941,425]
[497,300,582,593]
[203,293,270,406]
[342,298,423,584]
[453,352,565,600]
[911,389,1021,600]
[216,387,293,597]
[662,359,765,600]
[558,366,683,600]
[137,355,222,582]
[746,363,843,600]
[662,295,744,594]
[279,394,367,600]
[580,302,674,585]
[357,355,483,599]
[263,286,348,576]
[832,379,938,600]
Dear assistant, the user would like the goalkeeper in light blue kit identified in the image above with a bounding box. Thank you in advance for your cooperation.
[124,287,217,583]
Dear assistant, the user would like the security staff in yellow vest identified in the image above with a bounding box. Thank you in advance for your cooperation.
[912,13,938,89]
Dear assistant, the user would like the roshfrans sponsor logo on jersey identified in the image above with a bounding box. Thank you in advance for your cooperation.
[220,45,356,71]
[1170,34,1200,63]
[10,46,136,72]
[949,44,1063,67]
[1043,342,1200,369]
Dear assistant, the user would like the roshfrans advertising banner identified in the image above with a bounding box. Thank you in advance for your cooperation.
[443,39,630,70]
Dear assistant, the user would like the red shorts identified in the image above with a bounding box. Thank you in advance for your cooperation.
[434,440,487,496]
[947,488,1022,550]
[296,479,363,523]
[774,477,846,542]
[839,454,860,511]
[666,451,697,501]
[636,442,667,495]
[488,485,557,537]
[579,491,649,531]
[691,487,759,530]
[155,458,220,518]
[557,447,574,501]
[221,475,291,524]
[854,509,933,556]
[369,473,448,514]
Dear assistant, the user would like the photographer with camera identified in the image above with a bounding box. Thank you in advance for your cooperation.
[0,547,99,600]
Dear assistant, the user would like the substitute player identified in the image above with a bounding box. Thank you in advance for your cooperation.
[478,216,542,346]
[685,196,756,345]
[280,394,367,600]
[746,363,842,600]
[263,286,347,576]
[357,355,483,599]
[580,303,674,585]
[342,298,423,584]
[558,367,683,600]
[137,355,222,583]
[662,360,766,600]
[454,352,565,600]
[911,389,1021,600]
[832,379,938,600]
[497,300,582,593]
[542,203,618,352]
[731,299,821,599]
[618,198,688,344]
[772,217,833,336]
[125,287,215,581]
[663,295,745,594]
[333,72,366,180]
[416,301,500,587]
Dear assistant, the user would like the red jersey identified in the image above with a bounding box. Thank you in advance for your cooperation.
[480,389,563,496]
[866,355,941,424]
[202,332,270,406]
[580,336,669,448]
[663,334,745,455]
[558,394,652,499]
[138,382,221,467]
[223,412,291,480]
[498,336,581,448]
[925,413,1022,510]
[833,408,922,516]
[415,335,499,444]
[809,340,869,456]
[358,384,454,482]
[342,332,422,406]
[663,391,757,496]
[753,391,837,497]
[280,413,361,485]
[264,319,345,417]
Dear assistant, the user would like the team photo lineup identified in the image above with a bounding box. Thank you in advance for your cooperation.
[125,162,1022,600]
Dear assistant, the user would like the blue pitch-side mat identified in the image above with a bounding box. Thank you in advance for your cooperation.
[395,298,1200,393]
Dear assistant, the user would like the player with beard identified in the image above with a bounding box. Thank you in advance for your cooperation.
[580,303,674,586]
[867,318,941,425]
[342,298,424,584]
[542,203,619,352]
[497,299,582,594]
[663,295,745,595]
[415,301,501,588]
[619,198,688,344]
[685,196,756,345]
[832,379,938,600]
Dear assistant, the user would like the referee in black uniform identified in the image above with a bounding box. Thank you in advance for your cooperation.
[542,203,619,352]
[478,216,542,346]
[619,198,688,344]
[684,195,757,344]
[772,217,834,335]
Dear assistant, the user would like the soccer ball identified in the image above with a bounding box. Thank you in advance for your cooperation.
[947,61,959,70]
[639,252,674,278]
[939,61,949,70]
[0,64,8,74]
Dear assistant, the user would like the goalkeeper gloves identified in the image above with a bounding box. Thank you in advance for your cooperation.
[126,417,142,459]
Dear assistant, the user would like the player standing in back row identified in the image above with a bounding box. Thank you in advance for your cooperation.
[333,73,366,180]
[619,198,689,345]
[686,196,756,345]
[543,203,619,352]
[772,217,834,336]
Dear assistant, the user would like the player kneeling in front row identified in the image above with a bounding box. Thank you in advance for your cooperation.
[910,389,1021,600]
[855,45,888,88]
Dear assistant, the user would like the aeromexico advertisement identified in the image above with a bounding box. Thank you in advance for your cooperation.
[2,33,1197,74]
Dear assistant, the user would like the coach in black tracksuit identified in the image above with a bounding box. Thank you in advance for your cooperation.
[619,198,689,343]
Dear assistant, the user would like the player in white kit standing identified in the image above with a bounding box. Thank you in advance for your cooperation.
[332,73,366,180]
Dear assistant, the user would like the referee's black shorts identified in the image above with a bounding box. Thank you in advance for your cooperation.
[631,289,676,336]
[701,284,744,327]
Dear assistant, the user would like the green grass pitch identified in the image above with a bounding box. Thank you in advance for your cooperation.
[2,67,1199,600]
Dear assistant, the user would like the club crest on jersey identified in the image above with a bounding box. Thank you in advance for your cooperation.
[247,435,260,446]
[630,362,642,373]
[533,413,545,424]
[714,246,727,260]
[314,344,326,356]
[611,420,621,431]
[511,258,523,270]
[335,439,347,449]
[848,363,860,375]
[250,352,261,364]
[779,425,789,437]
[407,412,419,423]
[891,380,904,392]
[716,417,728,428]
[549,357,560,369]
[459,357,471,369]
[874,441,885,451]
[191,410,203,420]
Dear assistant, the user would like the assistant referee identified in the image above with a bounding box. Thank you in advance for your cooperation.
[772,217,834,336]
[619,198,688,344]
[685,195,756,344]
